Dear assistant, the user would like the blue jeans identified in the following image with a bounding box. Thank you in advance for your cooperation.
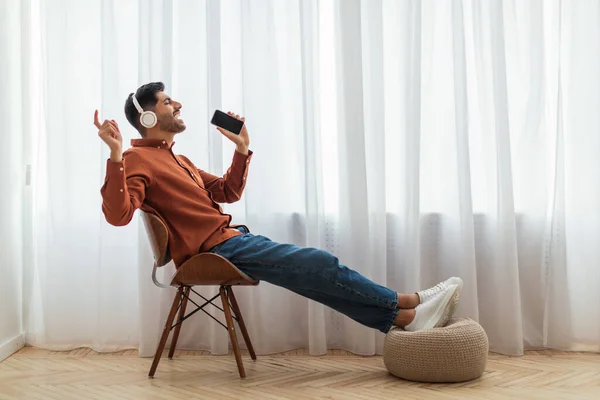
[210,227,400,333]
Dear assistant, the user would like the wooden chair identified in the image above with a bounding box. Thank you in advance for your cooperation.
[141,211,259,378]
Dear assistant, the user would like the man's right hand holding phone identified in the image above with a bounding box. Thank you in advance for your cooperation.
[94,110,123,163]
[216,112,250,156]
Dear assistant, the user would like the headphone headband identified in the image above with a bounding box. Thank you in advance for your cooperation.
[131,94,144,113]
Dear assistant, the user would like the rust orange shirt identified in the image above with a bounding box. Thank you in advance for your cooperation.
[100,138,252,267]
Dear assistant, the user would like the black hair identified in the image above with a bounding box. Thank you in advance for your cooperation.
[124,82,165,136]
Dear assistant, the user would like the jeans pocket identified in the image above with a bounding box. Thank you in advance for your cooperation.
[236,226,249,234]
[209,241,225,254]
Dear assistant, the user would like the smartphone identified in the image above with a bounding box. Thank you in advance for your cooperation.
[210,110,244,135]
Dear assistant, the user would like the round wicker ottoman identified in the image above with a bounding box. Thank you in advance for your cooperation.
[383,318,488,383]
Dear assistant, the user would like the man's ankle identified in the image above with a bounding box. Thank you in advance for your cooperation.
[394,309,416,328]
[397,293,420,309]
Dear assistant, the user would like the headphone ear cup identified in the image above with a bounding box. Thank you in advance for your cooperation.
[140,111,157,128]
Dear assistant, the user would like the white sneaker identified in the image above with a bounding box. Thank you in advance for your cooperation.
[404,284,460,331]
[417,276,463,304]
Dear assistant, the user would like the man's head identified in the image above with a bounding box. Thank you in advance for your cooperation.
[124,82,186,137]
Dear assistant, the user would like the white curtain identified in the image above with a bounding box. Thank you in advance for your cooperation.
[3,0,599,357]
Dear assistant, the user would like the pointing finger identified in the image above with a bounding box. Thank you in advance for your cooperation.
[94,110,102,129]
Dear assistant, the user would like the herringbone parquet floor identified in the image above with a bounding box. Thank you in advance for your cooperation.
[1,347,599,399]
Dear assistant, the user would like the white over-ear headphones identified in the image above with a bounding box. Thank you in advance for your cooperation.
[131,94,157,129]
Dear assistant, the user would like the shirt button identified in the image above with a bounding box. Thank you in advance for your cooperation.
[119,167,124,172]
[162,140,166,144]
[120,189,124,192]
[157,146,160,149]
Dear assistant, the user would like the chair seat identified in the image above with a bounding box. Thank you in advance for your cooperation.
[171,252,259,287]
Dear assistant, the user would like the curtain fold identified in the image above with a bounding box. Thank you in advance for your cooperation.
[5,0,599,356]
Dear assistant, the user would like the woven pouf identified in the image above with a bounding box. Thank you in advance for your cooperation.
[383,318,488,383]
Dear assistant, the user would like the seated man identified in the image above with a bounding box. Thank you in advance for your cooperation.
[95,82,462,334]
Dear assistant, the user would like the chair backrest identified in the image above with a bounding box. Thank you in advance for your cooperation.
[141,211,172,267]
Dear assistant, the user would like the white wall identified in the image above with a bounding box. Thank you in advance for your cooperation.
[0,261,24,362]
[0,0,25,362]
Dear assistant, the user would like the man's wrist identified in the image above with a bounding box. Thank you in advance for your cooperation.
[236,145,249,156]
[110,149,123,163]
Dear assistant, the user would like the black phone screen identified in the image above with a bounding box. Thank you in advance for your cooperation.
[210,110,244,135]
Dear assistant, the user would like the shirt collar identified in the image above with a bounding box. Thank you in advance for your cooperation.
[130,138,175,150]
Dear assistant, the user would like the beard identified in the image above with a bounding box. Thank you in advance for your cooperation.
[158,112,186,133]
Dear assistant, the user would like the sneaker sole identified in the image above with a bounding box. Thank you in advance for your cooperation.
[423,285,460,330]
[435,286,460,328]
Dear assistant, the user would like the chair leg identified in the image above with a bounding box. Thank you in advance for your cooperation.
[227,287,256,361]
[168,287,190,360]
[149,287,183,378]
[220,286,245,378]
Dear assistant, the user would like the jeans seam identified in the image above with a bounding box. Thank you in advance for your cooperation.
[231,257,396,310]
[390,291,398,310]
[383,306,401,333]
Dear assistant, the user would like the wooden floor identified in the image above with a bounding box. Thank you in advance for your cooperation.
[1,347,599,399]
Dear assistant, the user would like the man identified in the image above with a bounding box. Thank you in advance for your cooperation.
[95,82,462,334]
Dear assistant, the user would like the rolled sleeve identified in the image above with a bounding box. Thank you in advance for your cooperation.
[228,149,253,187]
[104,159,127,196]
[100,152,150,226]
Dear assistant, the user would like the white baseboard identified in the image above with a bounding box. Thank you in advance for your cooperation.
[0,334,25,362]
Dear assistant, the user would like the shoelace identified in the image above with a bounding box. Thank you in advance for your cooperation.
[420,282,446,300]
